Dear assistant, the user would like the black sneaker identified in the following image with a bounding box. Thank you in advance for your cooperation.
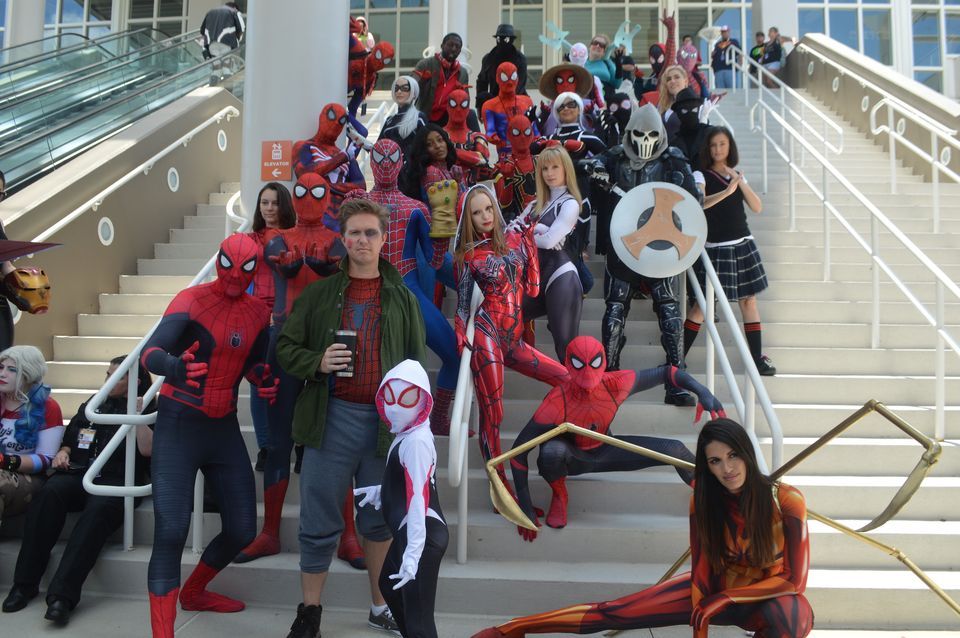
[664,387,696,407]
[287,603,322,638]
[255,447,267,472]
[756,355,777,376]
[367,606,401,635]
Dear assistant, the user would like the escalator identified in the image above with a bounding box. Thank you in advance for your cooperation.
[0,30,244,193]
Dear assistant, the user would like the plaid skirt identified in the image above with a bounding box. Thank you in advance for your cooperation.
[693,237,768,301]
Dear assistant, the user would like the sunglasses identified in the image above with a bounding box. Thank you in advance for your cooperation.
[557,101,579,112]
[590,39,607,49]
[394,84,411,93]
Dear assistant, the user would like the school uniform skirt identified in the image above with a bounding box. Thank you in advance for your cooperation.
[692,236,768,301]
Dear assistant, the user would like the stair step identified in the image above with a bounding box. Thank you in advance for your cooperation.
[118,275,195,294]
[137,258,210,276]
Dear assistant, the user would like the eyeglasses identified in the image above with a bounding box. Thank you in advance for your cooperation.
[394,84,411,93]
[590,39,607,49]
[557,101,579,112]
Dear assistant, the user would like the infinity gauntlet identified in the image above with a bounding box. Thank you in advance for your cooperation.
[427,179,459,238]
[3,267,51,314]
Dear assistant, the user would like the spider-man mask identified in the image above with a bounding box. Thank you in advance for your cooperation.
[496,61,519,95]
[506,114,534,154]
[554,69,580,94]
[649,44,666,76]
[678,44,698,73]
[368,41,395,72]
[215,233,259,298]
[376,359,434,434]
[565,336,607,390]
[371,138,403,188]
[292,172,331,225]
[446,87,471,127]
[313,103,348,145]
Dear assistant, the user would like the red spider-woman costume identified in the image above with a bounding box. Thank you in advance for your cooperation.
[455,184,567,491]
[481,62,535,153]
[237,172,345,563]
[474,483,813,638]
[142,234,277,638]
[494,115,537,221]
[510,335,724,540]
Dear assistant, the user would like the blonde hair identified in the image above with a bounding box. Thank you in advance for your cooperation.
[534,147,582,215]
[0,345,47,403]
[454,186,506,265]
[658,65,689,114]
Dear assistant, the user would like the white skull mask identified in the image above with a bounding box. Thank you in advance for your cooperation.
[629,129,660,160]
[621,103,668,167]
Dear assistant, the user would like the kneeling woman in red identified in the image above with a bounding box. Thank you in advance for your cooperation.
[474,418,813,638]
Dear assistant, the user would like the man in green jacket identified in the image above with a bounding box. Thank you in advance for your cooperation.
[277,198,426,638]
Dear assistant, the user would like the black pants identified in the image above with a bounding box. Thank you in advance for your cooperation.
[13,471,128,608]
[538,435,695,486]
[380,520,449,638]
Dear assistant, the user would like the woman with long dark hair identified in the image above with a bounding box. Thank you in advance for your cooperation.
[473,418,813,638]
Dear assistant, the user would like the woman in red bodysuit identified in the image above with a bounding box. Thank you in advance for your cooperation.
[474,418,814,638]
[454,184,566,492]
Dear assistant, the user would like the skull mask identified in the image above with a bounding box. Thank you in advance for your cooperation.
[622,103,668,168]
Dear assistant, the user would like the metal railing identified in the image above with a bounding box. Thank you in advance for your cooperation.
[355,100,397,177]
[749,98,960,441]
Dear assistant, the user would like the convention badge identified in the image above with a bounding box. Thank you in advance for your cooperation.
[609,181,707,278]
[77,428,96,450]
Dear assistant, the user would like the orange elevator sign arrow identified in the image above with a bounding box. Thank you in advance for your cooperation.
[261,140,292,181]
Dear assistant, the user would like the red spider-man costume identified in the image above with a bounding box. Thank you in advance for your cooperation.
[360,138,458,434]
[509,335,724,541]
[292,103,366,230]
[639,11,678,106]
[455,184,567,492]
[348,40,395,118]
[481,62,535,153]
[142,234,277,638]
[474,483,813,638]
[444,86,493,186]
[237,172,347,564]
[494,115,537,221]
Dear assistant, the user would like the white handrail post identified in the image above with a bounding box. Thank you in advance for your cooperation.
[123,361,138,550]
[931,132,940,234]
[457,432,468,564]
[744,380,757,453]
[192,472,205,554]
[822,161,831,282]
[779,83,786,147]
[705,269,715,394]
[799,103,807,167]
[887,105,897,195]
[935,281,945,441]
[870,216,881,349]
[761,108,768,194]
[788,134,797,232]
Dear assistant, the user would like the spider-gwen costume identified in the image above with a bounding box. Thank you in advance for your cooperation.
[481,62,535,153]
[355,360,448,638]
[363,139,458,435]
[293,103,367,230]
[510,335,722,539]
[445,87,494,187]
[237,172,345,564]
[142,234,277,638]
[347,40,395,118]
[455,184,567,492]
[474,483,813,638]
[494,115,537,221]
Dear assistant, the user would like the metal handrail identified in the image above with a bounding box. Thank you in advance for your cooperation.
[83,191,249,552]
[355,101,397,176]
[749,98,960,440]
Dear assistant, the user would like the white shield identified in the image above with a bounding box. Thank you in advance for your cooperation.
[609,181,707,278]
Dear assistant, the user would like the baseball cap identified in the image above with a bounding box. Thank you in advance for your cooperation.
[720,25,730,32]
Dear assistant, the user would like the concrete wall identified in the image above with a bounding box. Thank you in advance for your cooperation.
[0,87,243,358]
[786,33,960,182]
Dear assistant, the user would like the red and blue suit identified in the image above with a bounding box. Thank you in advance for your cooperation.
[361,139,459,435]
[509,335,724,541]
[455,185,567,493]
[444,86,494,188]
[493,115,538,221]
[348,40,395,118]
[142,234,277,638]
[480,62,536,154]
[292,103,367,230]
[236,172,345,564]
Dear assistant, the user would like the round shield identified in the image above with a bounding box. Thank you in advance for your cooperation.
[609,181,707,278]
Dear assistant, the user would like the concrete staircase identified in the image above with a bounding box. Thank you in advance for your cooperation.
[2,88,959,634]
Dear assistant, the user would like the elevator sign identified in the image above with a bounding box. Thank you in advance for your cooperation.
[261,140,292,181]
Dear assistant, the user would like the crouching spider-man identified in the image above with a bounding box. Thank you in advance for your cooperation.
[142,234,278,638]
[510,335,724,541]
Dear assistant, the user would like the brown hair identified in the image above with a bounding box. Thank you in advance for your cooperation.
[699,126,740,170]
[252,182,296,232]
[454,186,506,265]
[658,64,688,114]
[694,418,776,574]
[534,147,582,213]
[338,197,389,234]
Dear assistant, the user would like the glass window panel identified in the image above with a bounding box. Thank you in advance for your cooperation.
[0,33,4,49]
[627,6,658,59]
[159,0,183,18]
[561,8,592,47]
[914,70,941,92]
[862,9,892,65]
[947,15,960,55]
[514,8,544,65]
[912,10,940,67]
[130,0,155,20]
[370,0,397,8]
[828,0,855,3]
[351,0,365,9]
[60,0,84,22]
[398,11,427,67]
[45,0,58,24]
[799,9,825,36]
[157,19,182,37]
[596,7,626,44]
[87,24,110,38]
[503,8,509,25]
[828,9,858,51]
[0,0,7,27]
[712,7,744,52]
[678,7,708,64]
[89,0,112,21]
[368,13,396,54]
[400,0,429,6]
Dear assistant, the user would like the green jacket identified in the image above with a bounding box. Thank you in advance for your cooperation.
[276,257,426,455]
